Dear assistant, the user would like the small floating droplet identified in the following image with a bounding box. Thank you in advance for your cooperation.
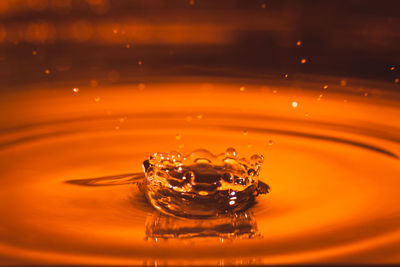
[300,58,307,64]
[395,78,399,84]
[175,134,182,141]
[243,130,248,136]
[138,60,142,66]
[296,41,302,46]
[32,50,37,56]
[196,114,203,119]
[44,69,50,75]
[261,3,266,8]
[239,86,245,92]
[268,140,274,146]
[72,87,79,93]
[94,97,100,102]
[390,66,395,71]
[323,85,328,90]
[340,79,347,86]
[292,101,298,108]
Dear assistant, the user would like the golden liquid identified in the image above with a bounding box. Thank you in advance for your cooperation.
[0,80,400,265]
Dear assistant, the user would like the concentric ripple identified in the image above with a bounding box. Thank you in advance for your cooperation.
[0,82,399,265]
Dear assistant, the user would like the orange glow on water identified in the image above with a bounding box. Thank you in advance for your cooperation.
[1,1,400,265]
[1,81,400,264]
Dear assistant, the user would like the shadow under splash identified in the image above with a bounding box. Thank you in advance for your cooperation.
[65,172,144,186]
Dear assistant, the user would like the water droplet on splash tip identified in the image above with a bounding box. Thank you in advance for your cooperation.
[225,147,237,158]
[250,154,263,165]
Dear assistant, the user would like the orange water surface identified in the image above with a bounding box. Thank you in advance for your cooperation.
[0,79,399,265]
